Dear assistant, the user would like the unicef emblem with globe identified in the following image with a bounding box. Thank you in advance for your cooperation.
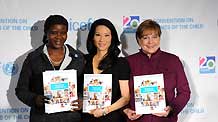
[2,62,19,76]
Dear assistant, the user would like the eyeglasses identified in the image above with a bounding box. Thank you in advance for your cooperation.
[140,34,159,41]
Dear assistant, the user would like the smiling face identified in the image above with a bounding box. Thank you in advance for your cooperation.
[138,29,160,57]
[47,24,67,49]
[93,25,112,53]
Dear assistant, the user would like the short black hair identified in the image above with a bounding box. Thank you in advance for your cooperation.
[42,15,68,44]
[44,15,68,33]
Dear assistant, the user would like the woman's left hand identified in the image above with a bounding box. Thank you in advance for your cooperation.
[152,106,172,117]
[90,108,103,118]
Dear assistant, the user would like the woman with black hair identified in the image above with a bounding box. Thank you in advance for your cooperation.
[82,18,130,122]
[15,15,84,122]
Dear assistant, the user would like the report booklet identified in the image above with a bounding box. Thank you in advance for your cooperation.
[43,69,77,114]
[83,74,112,113]
[133,74,166,114]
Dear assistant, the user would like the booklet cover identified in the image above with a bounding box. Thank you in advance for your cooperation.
[134,74,166,114]
[83,74,112,113]
[43,69,77,114]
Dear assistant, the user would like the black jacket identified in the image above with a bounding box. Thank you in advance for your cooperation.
[15,44,84,122]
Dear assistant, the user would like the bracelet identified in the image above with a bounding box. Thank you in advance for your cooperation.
[102,108,107,116]
[102,107,109,116]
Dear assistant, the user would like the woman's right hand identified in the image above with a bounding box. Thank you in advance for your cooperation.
[71,99,82,111]
[35,95,49,108]
[123,108,142,120]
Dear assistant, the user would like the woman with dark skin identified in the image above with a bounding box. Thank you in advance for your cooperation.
[16,15,84,122]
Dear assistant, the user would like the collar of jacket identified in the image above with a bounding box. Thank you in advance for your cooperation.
[35,44,81,70]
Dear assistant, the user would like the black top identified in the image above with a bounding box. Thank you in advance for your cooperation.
[82,54,130,122]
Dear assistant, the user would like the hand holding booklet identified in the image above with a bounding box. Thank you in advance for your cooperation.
[134,74,166,114]
[83,74,112,113]
[43,69,77,114]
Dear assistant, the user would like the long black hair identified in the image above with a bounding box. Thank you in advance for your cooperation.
[42,15,68,44]
[86,18,121,70]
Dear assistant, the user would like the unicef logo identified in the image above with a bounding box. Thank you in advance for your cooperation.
[2,62,19,76]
